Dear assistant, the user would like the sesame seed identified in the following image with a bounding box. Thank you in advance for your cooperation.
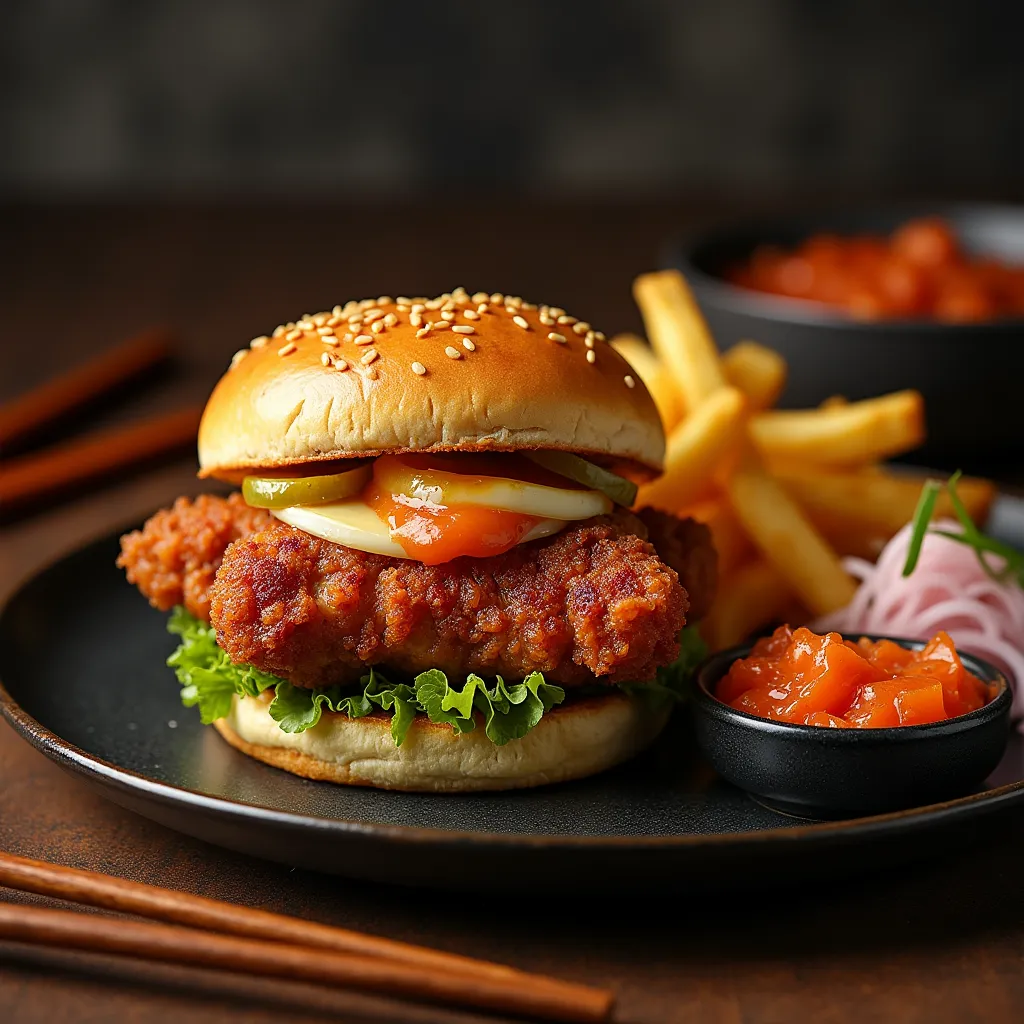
[505,307,518,315]
[425,298,443,310]
[477,303,489,314]
[384,313,398,326]
[549,307,565,318]
[595,331,606,342]
[464,310,480,320]
[512,315,530,330]
[317,326,334,336]
[327,315,343,327]
[416,328,429,338]
[451,324,475,334]
[462,338,476,351]
[332,305,344,317]
[278,342,297,356]
[440,310,455,321]
[490,293,504,304]
[557,315,576,325]
[397,296,412,305]
[354,334,373,346]
[272,326,286,338]
[521,302,537,311]
[361,349,379,365]
[370,320,384,333]
[410,313,422,328]
[320,351,332,366]
[573,321,591,335]
[396,304,409,312]
[548,332,566,343]
[285,329,302,342]
[297,320,314,331]
[334,357,349,371]
[441,300,456,312]
[435,321,452,330]
[231,349,248,367]
[586,350,596,364]
[377,296,393,306]
[585,336,595,349]
[343,334,354,343]
[507,296,522,307]
[539,314,554,326]
[322,336,340,347]
[313,313,329,326]
[250,336,269,348]
[624,374,636,388]
[471,292,488,303]
[445,346,462,359]
[425,321,434,331]
[411,361,427,375]
[364,309,384,322]
[411,303,425,314]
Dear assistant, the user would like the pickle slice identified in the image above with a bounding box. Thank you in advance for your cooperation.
[242,465,372,508]
[524,452,638,508]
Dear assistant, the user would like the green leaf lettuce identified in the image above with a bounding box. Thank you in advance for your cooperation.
[167,610,703,747]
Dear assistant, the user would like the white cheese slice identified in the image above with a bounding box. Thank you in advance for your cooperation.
[272,500,566,560]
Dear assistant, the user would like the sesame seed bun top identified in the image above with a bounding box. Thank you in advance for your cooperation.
[197,289,665,480]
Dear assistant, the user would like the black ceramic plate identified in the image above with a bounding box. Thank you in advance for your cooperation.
[3,499,1024,892]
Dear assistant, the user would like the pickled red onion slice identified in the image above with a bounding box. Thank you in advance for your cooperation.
[817,520,1024,721]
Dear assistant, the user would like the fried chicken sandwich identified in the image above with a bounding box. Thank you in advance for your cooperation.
[119,290,716,791]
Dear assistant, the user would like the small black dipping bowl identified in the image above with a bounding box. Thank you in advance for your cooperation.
[691,637,1013,820]
[671,203,1024,469]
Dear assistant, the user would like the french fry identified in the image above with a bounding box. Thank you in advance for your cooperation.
[720,341,787,411]
[633,271,725,408]
[610,333,686,430]
[774,466,997,557]
[726,448,858,616]
[681,500,756,576]
[637,387,747,512]
[701,559,794,652]
[749,390,925,466]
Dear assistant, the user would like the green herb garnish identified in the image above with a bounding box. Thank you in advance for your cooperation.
[903,470,1024,586]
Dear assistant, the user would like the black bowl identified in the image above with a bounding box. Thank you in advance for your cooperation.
[691,637,1013,819]
[671,203,1024,469]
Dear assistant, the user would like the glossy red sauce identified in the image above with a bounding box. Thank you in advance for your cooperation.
[725,217,1024,322]
[362,454,543,564]
[717,625,994,728]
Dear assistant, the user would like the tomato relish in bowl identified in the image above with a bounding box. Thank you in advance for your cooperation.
[724,216,1024,322]
[717,625,996,729]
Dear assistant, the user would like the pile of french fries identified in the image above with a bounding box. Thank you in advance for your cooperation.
[617,271,996,652]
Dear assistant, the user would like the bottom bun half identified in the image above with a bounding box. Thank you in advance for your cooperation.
[213,690,672,792]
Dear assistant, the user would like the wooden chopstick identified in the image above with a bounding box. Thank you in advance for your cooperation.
[0,853,613,1022]
[0,405,202,508]
[0,327,174,451]
[0,902,611,1022]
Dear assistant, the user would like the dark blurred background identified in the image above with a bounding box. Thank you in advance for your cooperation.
[1,0,1020,201]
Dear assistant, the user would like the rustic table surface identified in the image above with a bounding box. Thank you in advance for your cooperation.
[1,202,1022,1024]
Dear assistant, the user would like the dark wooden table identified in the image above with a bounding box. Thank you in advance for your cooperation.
[2,202,1022,1023]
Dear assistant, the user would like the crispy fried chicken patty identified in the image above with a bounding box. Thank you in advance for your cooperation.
[119,495,716,689]
[117,493,274,622]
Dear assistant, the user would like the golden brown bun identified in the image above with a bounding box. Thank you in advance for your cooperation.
[198,290,664,479]
[214,690,671,792]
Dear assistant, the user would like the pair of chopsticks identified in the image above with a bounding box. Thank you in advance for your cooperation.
[0,851,613,1022]
[0,328,202,510]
